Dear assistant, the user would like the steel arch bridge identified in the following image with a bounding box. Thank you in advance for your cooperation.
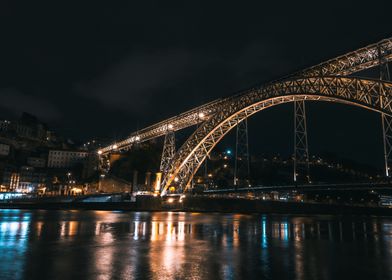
[160,76,392,194]
[98,37,392,196]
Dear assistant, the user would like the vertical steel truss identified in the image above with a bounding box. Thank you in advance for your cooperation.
[98,154,111,174]
[160,130,176,174]
[234,118,250,186]
[379,46,392,177]
[293,100,310,183]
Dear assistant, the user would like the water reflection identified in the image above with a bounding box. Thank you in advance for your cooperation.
[1,210,392,279]
[0,210,30,280]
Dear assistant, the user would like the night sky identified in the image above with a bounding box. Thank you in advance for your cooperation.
[0,1,391,169]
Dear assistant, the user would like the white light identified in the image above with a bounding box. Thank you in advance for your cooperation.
[168,124,174,130]
[113,144,118,149]
[167,198,174,203]
[174,177,179,182]
[98,150,103,155]
[198,112,205,119]
[135,136,140,141]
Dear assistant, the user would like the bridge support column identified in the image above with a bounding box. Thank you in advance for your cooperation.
[98,154,111,174]
[160,128,176,174]
[294,100,310,183]
[379,45,392,177]
[234,118,250,187]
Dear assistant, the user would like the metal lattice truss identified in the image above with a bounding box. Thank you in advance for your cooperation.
[98,154,111,174]
[160,129,176,174]
[291,38,392,77]
[293,100,310,183]
[234,119,250,186]
[382,114,392,176]
[99,38,392,156]
[161,77,392,194]
[379,45,392,176]
[99,99,226,154]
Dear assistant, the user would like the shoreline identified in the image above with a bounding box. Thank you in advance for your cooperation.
[1,196,392,216]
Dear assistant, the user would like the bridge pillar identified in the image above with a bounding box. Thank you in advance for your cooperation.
[379,45,392,177]
[98,153,110,174]
[160,128,176,174]
[293,100,310,184]
[234,118,250,187]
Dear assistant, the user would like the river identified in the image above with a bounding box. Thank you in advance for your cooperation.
[0,209,391,279]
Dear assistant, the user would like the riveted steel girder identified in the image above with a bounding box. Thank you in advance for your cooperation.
[99,38,392,156]
[99,99,226,154]
[161,77,392,195]
[160,130,176,174]
[293,100,310,183]
[292,38,392,77]
[234,118,250,186]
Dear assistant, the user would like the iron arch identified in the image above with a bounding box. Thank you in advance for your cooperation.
[161,76,392,195]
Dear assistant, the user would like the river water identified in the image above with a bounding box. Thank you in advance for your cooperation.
[0,209,392,280]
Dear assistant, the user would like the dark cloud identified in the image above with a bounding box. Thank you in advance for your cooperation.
[0,88,61,121]
[75,50,194,113]
[0,0,391,168]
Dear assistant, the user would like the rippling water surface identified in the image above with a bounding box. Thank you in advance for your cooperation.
[0,209,392,280]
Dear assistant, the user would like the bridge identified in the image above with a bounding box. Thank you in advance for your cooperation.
[98,37,392,196]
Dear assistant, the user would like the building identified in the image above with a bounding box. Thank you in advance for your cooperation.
[13,113,48,141]
[1,165,46,193]
[47,150,89,168]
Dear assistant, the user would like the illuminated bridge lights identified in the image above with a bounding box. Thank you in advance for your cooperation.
[95,37,392,196]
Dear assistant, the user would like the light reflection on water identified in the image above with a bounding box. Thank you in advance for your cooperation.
[0,210,392,279]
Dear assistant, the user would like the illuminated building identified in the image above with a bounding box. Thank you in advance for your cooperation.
[47,150,89,168]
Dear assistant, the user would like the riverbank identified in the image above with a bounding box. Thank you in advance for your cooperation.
[1,196,392,216]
